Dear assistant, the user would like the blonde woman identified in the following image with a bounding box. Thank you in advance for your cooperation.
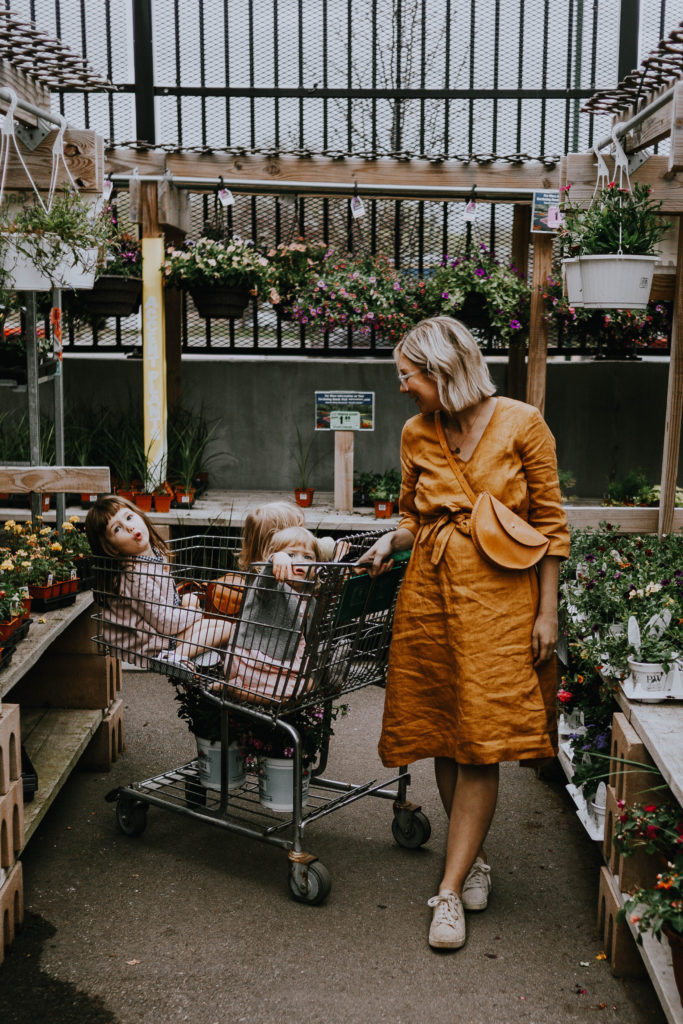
[360,316,569,950]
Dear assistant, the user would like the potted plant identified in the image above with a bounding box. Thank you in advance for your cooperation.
[369,468,401,518]
[168,407,218,507]
[0,187,106,292]
[613,799,683,867]
[620,867,683,1003]
[559,181,670,309]
[69,204,143,319]
[58,516,94,590]
[293,426,318,507]
[161,236,269,319]
[174,685,246,792]
[265,238,327,320]
[421,245,530,346]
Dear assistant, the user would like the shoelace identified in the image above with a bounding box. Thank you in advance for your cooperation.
[427,891,462,917]
[464,861,491,890]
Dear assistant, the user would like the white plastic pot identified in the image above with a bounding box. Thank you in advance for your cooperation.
[1,234,97,291]
[258,756,310,813]
[562,254,658,309]
[195,737,245,791]
[622,656,675,702]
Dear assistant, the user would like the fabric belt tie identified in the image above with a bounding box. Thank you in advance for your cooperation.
[421,510,472,566]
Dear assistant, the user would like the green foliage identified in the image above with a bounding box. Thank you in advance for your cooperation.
[604,468,652,506]
[560,182,669,257]
[96,204,142,278]
[168,405,217,493]
[264,239,328,315]
[557,468,576,500]
[162,236,269,293]
[620,867,683,942]
[369,467,401,501]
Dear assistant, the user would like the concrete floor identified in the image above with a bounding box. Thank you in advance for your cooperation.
[0,672,667,1024]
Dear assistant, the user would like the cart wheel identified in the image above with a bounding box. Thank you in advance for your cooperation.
[288,861,332,905]
[391,810,431,849]
[185,778,207,809]
[116,797,148,836]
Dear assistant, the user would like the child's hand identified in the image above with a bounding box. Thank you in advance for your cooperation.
[181,592,202,610]
[271,551,294,581]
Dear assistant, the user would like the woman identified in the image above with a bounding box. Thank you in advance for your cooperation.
[361,316,569,951]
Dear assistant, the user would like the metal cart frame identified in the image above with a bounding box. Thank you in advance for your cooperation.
[96,532,430,904]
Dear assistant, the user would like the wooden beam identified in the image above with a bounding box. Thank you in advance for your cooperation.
[526,233,553,414]
[105,147,558,200]
[0,466,110,494]
[563,154,683,214]
[658,213,683,537]
[157,178,192,233]
[613,82,676,155]
[669,81,683,173]
[1,129,103,193]
[0,60,51,124]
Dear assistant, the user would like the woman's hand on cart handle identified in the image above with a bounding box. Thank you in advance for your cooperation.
[357,528,414,576]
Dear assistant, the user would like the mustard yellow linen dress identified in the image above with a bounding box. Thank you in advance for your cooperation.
[378,397,570,767]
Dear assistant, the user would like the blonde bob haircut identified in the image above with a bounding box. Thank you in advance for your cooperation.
[264,526,322,562]
[394,315,496,414]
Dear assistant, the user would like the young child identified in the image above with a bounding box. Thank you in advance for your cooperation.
[86,495,234,668]
[225,525,323,704]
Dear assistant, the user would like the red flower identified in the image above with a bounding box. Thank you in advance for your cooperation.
[643,805,658,813]
[557,689,573,704]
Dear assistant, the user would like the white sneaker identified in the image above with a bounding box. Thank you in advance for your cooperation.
[427,890,466,949]
[462,857,492,911]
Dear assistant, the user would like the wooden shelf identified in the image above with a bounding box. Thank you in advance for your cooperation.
[614,690,683,807]
[0,592,94,701]
[20,706,104,846]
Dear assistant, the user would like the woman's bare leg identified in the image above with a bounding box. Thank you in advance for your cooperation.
[435,761,499,895]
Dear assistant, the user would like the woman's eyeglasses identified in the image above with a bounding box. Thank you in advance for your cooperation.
[397,369,421,383]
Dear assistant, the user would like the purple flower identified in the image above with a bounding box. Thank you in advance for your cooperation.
[475,268,486,277]
[441,291,450,299]
[510,319,522,330]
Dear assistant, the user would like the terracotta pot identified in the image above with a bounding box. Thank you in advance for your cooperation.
[116,488,134,502]
[374,500,394,518]
[133,492,154,512]
[664,926,683,1006]
[294,488,314,508]
[0,616,21,644]
[174,487,196,508]
[154,493,173,513]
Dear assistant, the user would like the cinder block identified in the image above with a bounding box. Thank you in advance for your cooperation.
[609,713,657,805]
[105,656,122,700]
[0,860,23,966]
[79,699,124,771]
[0,779,24,868]
[0,705,21,796]
[604,784,660,893]
[597,865,646,978]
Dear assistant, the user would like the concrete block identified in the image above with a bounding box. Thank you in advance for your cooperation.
[79,698,124,771]
[609,713,657,805]
[0,860,23,966]
[106,656,122,700]
[597,865,646,978]
[0,704,21,796]
[0,778,24,868]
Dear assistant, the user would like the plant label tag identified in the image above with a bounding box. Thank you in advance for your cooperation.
[463,200,477,222]
[70,568,78,580]
[218,188,234,207]
[627,615,641,651]
[47,573,54,586]
[350,195,365,219]
[547,205,562,229]
[103,179,114,201]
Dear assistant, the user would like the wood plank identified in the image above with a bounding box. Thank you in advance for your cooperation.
[20,707,104,844]
[659,214,683,536]
[669,81,683,174]
[106,147,558,199]
[157,178,192,233]
[563,154,683,214]
[614,691,683,812]
[334,431,354,512]
[613,83,676,155]
[0,61,51,124]
[565,506,683,532]
[526,233,553,413]
[0,465,110,494]
[3,129,103,193]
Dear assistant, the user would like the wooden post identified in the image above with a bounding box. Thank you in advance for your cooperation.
[526,233,554,414]
[334,431,354,512]
[163,226,184,411]
[658,213,683,537]
[139,180,168,484]
[508,205,531,400]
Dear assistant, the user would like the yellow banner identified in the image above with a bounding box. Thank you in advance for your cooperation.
[142,237,167,483]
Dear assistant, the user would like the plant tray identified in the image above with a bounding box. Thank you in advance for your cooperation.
[0,645,14,673]
[29,592,78,612]
[5,618,32,648]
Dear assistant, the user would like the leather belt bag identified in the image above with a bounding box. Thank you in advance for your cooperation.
[436,412,549,571]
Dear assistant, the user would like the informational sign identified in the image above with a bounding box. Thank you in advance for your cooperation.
[315,391,374,431]
[532,189,563,233]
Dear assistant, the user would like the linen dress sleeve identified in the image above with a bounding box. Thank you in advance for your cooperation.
[124,561,203,637]
[520,409,570,559]
[397,422,420,537]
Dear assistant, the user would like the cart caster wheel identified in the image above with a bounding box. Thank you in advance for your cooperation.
[185,779,207,809]
[288,861,332,905]
[116,797,148,836]
[392,810,431,849]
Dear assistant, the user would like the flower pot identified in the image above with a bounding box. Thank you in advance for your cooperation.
[153,493,173,513]
[294,487,314,508]
[132,492,153,512]
[374,500,394,518]
[1,234,98,291]
[195,737,245,792]
[173,487,196,508]
[115,488,134,502]
[258,756,310,813]
[623,656,675,702]
[664,925,683,1006]
[80,492,99,507]
[458,292,490,329]
[188,285,251,319]
[0,616,21,644]
[76,275,143,318]
[562,254,658,310]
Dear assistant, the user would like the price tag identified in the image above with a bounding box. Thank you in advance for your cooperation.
[463,200,477,223]
[218,188,234,207]
[103,179,114,201]
[547,205,563,229]
[350,195,365,219]
[330,410,361,430]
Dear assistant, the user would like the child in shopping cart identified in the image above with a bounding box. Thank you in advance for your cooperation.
[223,524,324,704]
[86,495,235,669]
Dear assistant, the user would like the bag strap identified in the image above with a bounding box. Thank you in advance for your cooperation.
[434,412,478,506]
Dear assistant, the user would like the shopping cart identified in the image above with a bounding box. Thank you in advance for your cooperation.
[96,532,431,904]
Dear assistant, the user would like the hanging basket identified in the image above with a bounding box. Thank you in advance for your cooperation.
[562,255,658,310]
[76,275,143,318]
[1,234,97,291]
[187,285,251,319]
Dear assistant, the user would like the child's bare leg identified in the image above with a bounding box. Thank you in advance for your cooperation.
[175,617,235,660]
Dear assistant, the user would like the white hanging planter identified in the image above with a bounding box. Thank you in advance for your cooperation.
[1,233,98,291]
[258,756,310,813]
[562,254,658,310]
[195,737,245,791]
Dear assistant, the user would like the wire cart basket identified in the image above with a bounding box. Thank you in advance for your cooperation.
[96,532,431,904]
